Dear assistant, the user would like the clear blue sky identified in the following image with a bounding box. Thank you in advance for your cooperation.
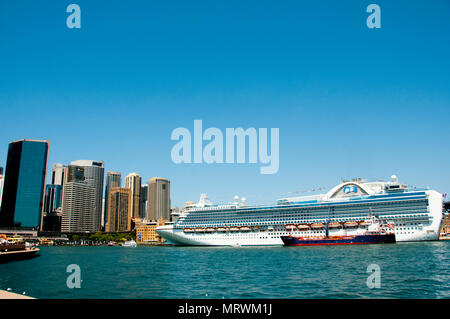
[0,1,449,208]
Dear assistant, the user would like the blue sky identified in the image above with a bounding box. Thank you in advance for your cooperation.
[0,1,449,208]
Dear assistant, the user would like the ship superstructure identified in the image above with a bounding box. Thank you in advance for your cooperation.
[156,175,444,246]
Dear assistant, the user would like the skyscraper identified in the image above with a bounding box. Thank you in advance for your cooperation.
[70,160,104,232]
[103,171,121,228]
[147,177,170,221]
[0,174,4,209]
[44,184,62,215]
[51,163,65,186]
[140,184,148,219]
[125,173,141,219]
[106,187,131,232]
[0,139,49,229]
[61,165,95,233]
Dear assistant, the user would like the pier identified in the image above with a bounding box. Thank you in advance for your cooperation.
[0,248,40,263]
[0,290,35,299]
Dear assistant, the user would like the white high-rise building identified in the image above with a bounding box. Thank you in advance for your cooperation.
[51,163,65,186]
[70,160,105,232]
[61,165,95,233]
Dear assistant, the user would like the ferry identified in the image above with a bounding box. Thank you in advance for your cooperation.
[0,235,40,263]
[281,216,396,246]
[156,175,444,246]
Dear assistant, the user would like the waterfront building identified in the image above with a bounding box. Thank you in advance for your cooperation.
[441,212,450,234]
[42,184,63,232]
[0,139,49,229]
[140,184,148,219]
[125,173,141,219]
[106,187,132,232]
[136,219,167,243]
[147,177,170,222]
[103,171,121,227]
[51,163,65,186]
[0,175,4,209]
[70,160,104,232]
[43,184,62,215]
[61,166,95,233]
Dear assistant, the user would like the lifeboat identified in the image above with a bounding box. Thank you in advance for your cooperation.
[344,221,358,228]
[194,228,205,232]
[328,222,341,228]
[297,224,309,231]
[359,221,368,226]
[183,228,194,233]
[217,227,228,232]
[206,227,216,232]
[310,223,325,229]
[285,224,297,230]
[240,226,251,231]
[230,226,239,232]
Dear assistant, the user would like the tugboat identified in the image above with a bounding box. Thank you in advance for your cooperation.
[281,214,396,246]
[0,234,40,263]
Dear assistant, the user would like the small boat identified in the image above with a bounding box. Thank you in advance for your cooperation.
[183,228,194,233]
[217,227,228,232]
[122,240,137,247]
[39,238,54,246]
[282,216,396,246]
[230,227,239,232]
[107,241,117,246]
[194,228,205,232]
[285,225,297,230]
[310,223,325,229]
[240,226,251,231]
[206,227,216,232]
[297,224,309,231]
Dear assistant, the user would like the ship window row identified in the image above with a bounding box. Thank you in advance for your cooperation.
[181,201,428,220]
[180,208,429,224]
[186,199,428,216]
[180,205,428,222]
[178,214,431,227]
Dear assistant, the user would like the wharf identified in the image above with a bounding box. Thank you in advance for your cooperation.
[0,290,35,299]
[0,248,40,263]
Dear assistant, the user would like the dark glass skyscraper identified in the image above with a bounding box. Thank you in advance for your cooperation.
[0,139,49,229]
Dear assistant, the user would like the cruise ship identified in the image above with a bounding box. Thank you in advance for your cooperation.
[156,175,444,246]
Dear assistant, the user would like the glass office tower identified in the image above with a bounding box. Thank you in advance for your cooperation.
[0,139,49,229]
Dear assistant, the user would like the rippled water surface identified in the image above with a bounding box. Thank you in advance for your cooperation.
[1,241,449,299]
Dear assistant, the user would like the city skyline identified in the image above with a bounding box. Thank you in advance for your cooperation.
[1,1,450,209]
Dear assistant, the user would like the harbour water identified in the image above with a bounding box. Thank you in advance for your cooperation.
[1,241,449,299]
